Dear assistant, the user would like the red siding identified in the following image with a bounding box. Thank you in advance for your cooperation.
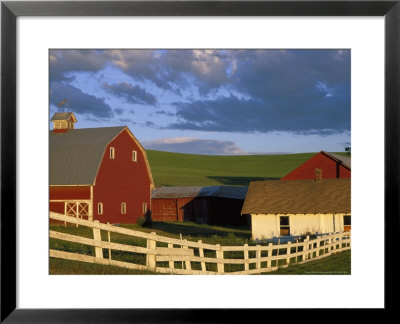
[152,197,247,225]
[49,186,91,224]
[50,186,91,200]
[281,152,351,180]
[93,129,151,224]
[152,199,179,221]
[49,201,66,225]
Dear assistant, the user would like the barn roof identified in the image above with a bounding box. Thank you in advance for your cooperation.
[50,126,155,190]
[50,126,125,185]
[241,178,350,215]
[152,186,248,200]
[322,151,351,169]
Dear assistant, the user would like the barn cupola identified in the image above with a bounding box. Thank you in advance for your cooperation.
[51,112,77,132]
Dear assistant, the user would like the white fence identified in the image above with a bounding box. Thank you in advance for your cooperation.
[50,212,351,275]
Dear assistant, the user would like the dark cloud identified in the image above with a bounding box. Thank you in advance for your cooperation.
[50,50,109,82]
[102,81,157,106]
[109,49,350,135]
[114,107,124,115]
[50,81,113,118]
[142,137,244,155]
[145,121,155,127]
[49,49,350,134]
[108,50,229,95]
[119,118,135,123]
[169,92,350,134]
[156,110,175,117]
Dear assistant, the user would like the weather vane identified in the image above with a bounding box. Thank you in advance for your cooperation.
[57,99,68,112]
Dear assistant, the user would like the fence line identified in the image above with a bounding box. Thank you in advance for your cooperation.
[49,212,351,275]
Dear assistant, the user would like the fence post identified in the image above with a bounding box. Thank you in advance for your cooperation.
[92,220,103,259]
[76,203,79,228]
[183,239,191,271]
[244,244,249,271]
[198,240,206,272]
[146,232,157,269]
[286,241,291,265]
[303,236,309,261]
[267,243,273,268]
[216,244,224,274]
[107,222,111,261]
[339,233,344,252]
[168,243,174,270]
[256,245,261,272]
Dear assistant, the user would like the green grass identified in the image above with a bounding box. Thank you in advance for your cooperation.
[49,222,253,274]
[263,250,351,275]
[49,258,158,275]
[146,150,318,187]
[50,223,350,275]
[50,250,350,275]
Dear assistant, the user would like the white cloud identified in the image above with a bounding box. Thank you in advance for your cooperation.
[142,137,246,155]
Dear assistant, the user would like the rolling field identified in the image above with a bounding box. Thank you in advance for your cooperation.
[146,151,317,187]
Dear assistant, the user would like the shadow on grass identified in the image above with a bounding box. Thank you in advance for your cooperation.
[149,221,251,238]
[207,176,279,186]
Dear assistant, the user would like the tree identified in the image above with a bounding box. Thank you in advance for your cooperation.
[345,146,351,155]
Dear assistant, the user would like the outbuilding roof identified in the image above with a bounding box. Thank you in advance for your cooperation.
[152,186,248,200]
[241,178,350,215]
[322,151,351,169]
[50,112,77,122]
[50,126,154,187]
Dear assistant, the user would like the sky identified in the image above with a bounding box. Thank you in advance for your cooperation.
[49,49,351,155]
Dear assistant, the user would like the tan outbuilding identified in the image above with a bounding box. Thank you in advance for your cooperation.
[241,178,351,240]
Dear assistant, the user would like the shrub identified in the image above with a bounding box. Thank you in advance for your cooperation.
[137,216,152,227]
[137,216,147,227]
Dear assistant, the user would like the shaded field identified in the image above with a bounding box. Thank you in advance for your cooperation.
[146,150,350,187]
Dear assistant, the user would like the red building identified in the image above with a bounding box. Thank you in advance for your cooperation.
[281,151,351,180]
[151,186,248,226]
[49,112,154,224]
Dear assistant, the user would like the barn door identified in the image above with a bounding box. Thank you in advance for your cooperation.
[65,202,78,218]
[78,203,90,220]
[65,202,91,223]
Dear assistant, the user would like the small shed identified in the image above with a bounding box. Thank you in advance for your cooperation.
[241,178,351,239]
[151,186,248,225]
[281,151,351,180]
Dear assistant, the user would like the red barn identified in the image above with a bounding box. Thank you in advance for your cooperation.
[49,112,154,224]
[151,186,248,226]
[281,151,351,180]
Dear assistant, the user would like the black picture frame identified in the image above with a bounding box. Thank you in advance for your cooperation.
[1,0,399,322]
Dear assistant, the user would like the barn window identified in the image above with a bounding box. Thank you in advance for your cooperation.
[110,147,115,159]
[121,203,126,214]
[279,216,290,236]
[132,150,137,162]
[142,202,147,214]
[98,203,103,215]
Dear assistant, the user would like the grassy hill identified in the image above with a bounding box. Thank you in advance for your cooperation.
[146,151,314,187]
[146,150,350,187]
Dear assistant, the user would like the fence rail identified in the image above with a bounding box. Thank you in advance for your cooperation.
[49,212,351,275]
